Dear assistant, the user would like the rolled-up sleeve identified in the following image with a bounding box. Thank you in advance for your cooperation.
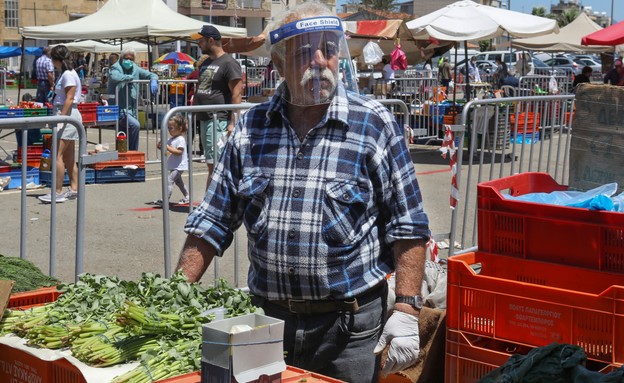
[184,136,244,256]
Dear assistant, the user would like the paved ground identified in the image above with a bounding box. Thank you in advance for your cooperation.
[0,87,459,286]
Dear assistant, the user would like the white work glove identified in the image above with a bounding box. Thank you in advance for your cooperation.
[374,311,420,377]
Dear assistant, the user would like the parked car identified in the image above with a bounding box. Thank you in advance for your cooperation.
[574,57,602,74]
[543,56,584,75]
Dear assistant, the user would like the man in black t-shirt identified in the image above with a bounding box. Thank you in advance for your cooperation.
[190,25,242,188]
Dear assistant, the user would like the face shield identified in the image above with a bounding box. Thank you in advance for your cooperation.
[270,16,356,106]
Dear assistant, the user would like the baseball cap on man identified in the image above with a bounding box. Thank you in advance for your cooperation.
[191,25,221,40]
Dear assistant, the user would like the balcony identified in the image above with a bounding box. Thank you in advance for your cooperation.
[237,0,262,9]
[201,0,227,9]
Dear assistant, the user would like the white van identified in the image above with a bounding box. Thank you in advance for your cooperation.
[472,50,533,74]
[443,48,480,67]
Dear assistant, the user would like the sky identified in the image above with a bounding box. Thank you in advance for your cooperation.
[336,0,623,23]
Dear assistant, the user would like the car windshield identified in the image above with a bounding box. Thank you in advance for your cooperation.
[532,58,548,68]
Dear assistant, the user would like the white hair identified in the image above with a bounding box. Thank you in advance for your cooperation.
[265,2,335,62]
[120,47,137,58]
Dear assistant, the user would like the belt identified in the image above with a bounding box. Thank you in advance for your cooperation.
[267,281,386,315]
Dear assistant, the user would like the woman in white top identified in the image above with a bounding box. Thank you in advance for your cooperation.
[39,45,82,203]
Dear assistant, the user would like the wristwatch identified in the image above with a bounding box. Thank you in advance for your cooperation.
[395,295,424,310]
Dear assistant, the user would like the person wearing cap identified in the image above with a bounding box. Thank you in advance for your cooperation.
[175,2,429,382]
[107,47,159,151]
[438,56,452,89]
[604,59,623,85]
[190,25,242,188]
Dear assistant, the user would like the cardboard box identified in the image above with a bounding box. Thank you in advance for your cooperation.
[201,313,286,383]
[570,84,624,193]
[0,280,15,321]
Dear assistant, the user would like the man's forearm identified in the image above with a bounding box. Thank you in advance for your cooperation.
[392,238,427,315]
[175,234,216,282]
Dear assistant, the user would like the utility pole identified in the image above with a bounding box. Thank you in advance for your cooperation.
[611,0,615,26]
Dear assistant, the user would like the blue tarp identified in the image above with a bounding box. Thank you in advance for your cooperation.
[0,47,43,59]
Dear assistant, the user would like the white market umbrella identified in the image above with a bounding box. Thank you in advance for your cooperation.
[407,0,558,42]
[407,0,559,101]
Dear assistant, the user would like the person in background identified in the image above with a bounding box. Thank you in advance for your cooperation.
[175,2,429,382]
[424,58,433,79]
[38,45,82,204]
[190,25,242,189]
[515,52,531,77]
[467,56,481,83]
[573,65,592,91]
[604,59,623,85]
[154,114,190,206]
[493,56,508,88]
[109,53,120,67]
[74,53,87,80]
[107,47,159,151]
[18,47,54,146]
[438,56,452,90]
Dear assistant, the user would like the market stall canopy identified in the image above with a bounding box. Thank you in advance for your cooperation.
[406,0,559,41]
[513,13,608,52]
[222,26,270,57]
[154,51,195,65]
[582,20,624,46]
[344,19,452,63]
[0,47,42,59]
[21,0,246,42]
[51,40,149,53]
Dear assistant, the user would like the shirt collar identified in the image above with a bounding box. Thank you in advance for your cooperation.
[264,82,350,129]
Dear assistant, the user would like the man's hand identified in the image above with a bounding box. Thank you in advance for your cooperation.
[374,311,420,377]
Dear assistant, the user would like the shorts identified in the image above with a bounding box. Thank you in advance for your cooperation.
[55,106,82,141]
[200,119,228,161]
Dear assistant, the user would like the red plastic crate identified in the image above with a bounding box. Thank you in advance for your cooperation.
[509,112,540,133]
[90,150,145,170]
[445,329,621,383]
[477,172,624,272]
[8,286,60,309]
[16,145,44,158]
[447,251,624,365]
[77,102,98,124]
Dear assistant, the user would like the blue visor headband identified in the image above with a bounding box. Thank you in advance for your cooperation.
[270,16,343,45]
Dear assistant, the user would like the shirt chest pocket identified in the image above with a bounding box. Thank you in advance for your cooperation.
[322,180,371,246]
[238,175,270,237]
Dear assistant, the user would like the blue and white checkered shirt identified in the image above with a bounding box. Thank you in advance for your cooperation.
[36,55,54,81]
[185,83,430,300]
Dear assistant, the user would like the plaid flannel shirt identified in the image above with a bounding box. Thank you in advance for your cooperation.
[185,83,429,300]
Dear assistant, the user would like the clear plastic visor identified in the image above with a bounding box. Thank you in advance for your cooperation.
[276,29,355,105]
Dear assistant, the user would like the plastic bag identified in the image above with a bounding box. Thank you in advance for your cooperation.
[390,45,407,70]
[548,75,559,94]
[503,183,622,212]
[363,41,384,65]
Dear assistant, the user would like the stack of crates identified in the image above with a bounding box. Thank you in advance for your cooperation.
[77,102,99,124]
[446,172,624,383]
[89,150,145,183]
[15,144,44,168]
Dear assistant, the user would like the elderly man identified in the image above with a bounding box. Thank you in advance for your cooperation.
[107,47,158,151]
[175,3,429,382]
[605,59,624,85]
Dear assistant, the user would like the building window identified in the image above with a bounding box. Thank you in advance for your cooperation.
[4,0,19,28]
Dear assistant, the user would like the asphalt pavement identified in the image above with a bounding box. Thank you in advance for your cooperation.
[0,87,459,286]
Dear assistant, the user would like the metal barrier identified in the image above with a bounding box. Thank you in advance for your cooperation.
[517,74,573,97]
[0,68,6,105]
[447,94,576,257]
[0,115,117,281]
[157,104,255,280]
[243,67,266,98]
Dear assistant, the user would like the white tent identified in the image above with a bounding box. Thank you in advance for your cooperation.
[21,0,246,42]
[512,13,609,53]
[52,40,149,53]
[406,0,558,42]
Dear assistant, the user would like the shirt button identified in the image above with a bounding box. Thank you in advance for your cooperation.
[288,267,295,274]
[343,193,351,201]
[297,152,304,160]
[293,190,300,198]
[288,229,296,238]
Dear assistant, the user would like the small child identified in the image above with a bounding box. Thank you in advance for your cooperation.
[155,114,190,205]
